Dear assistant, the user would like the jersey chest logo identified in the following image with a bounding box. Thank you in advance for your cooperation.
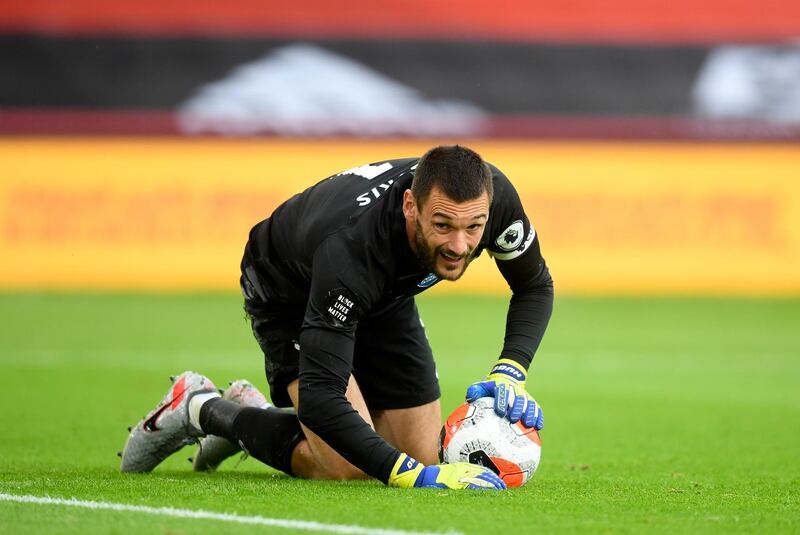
[417,273,439,288]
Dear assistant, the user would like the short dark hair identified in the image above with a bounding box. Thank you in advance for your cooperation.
[411,145,493,208]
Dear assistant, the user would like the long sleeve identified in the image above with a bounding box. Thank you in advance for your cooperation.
[296,326,401,482]
[495,242,554,368]
[296,236,402,483]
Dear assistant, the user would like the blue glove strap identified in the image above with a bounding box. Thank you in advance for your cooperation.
[489,361,527,382]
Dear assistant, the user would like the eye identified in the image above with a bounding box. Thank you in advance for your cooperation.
[434,222,449,230]
[468,223,483,231]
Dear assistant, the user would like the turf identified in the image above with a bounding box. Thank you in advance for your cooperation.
[0,293,798,534]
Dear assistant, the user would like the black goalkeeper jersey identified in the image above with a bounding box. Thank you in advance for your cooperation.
[241,157,553,482]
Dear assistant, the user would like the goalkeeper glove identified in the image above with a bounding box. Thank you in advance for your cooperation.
[466,358,544,429]
[388,454,506,490]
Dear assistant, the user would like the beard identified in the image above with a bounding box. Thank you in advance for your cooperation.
[414,223,475,281]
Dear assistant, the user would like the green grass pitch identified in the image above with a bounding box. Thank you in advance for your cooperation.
[0,292,798,534]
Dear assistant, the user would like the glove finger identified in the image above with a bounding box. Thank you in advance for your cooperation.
[465,381,495,401]
[522,399,535,428]
[523,400,544,430]
[493,383,509,417]
[507,389,525,423]
[473,470,507,490]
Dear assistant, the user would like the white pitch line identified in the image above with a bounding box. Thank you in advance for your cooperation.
[0,493,461,535]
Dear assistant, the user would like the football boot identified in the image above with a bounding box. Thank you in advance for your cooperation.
[120,371,217,472]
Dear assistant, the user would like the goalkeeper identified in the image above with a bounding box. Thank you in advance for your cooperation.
[120,145,553,490]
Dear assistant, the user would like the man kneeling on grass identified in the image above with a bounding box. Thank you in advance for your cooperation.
[120,145,553,490]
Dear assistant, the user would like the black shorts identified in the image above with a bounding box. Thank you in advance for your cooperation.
[244,296,441,411]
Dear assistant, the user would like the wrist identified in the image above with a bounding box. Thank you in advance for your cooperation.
[387,453,425,488]
[488,358,527,385]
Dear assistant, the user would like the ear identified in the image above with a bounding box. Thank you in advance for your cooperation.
[402,189,417,221]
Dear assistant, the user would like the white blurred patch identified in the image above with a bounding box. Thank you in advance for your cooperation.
[178,44,486,136]
[692,45,800,123]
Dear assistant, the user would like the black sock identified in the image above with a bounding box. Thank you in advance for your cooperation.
[199,398,305,476]
[199,398,243,437]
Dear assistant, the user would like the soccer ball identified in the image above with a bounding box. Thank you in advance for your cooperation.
[439,397,542,488]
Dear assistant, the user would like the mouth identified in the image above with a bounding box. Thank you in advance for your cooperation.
[439,250,465,268]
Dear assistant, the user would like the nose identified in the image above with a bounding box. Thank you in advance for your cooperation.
[448,231,469,257]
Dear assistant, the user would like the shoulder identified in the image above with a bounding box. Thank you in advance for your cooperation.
[307,230,393,329]
[487,163,518,198]
[310,202,401,307]
[335,158,417,182]
[485,161,524,222]
[483,163,537,261]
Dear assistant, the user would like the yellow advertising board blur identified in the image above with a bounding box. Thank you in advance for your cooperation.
[1,138,798,295]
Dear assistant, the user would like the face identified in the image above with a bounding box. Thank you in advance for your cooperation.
[403,186,490,281]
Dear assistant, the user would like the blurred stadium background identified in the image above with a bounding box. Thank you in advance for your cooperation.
[1,3,799,532]
[1,0,799,296]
